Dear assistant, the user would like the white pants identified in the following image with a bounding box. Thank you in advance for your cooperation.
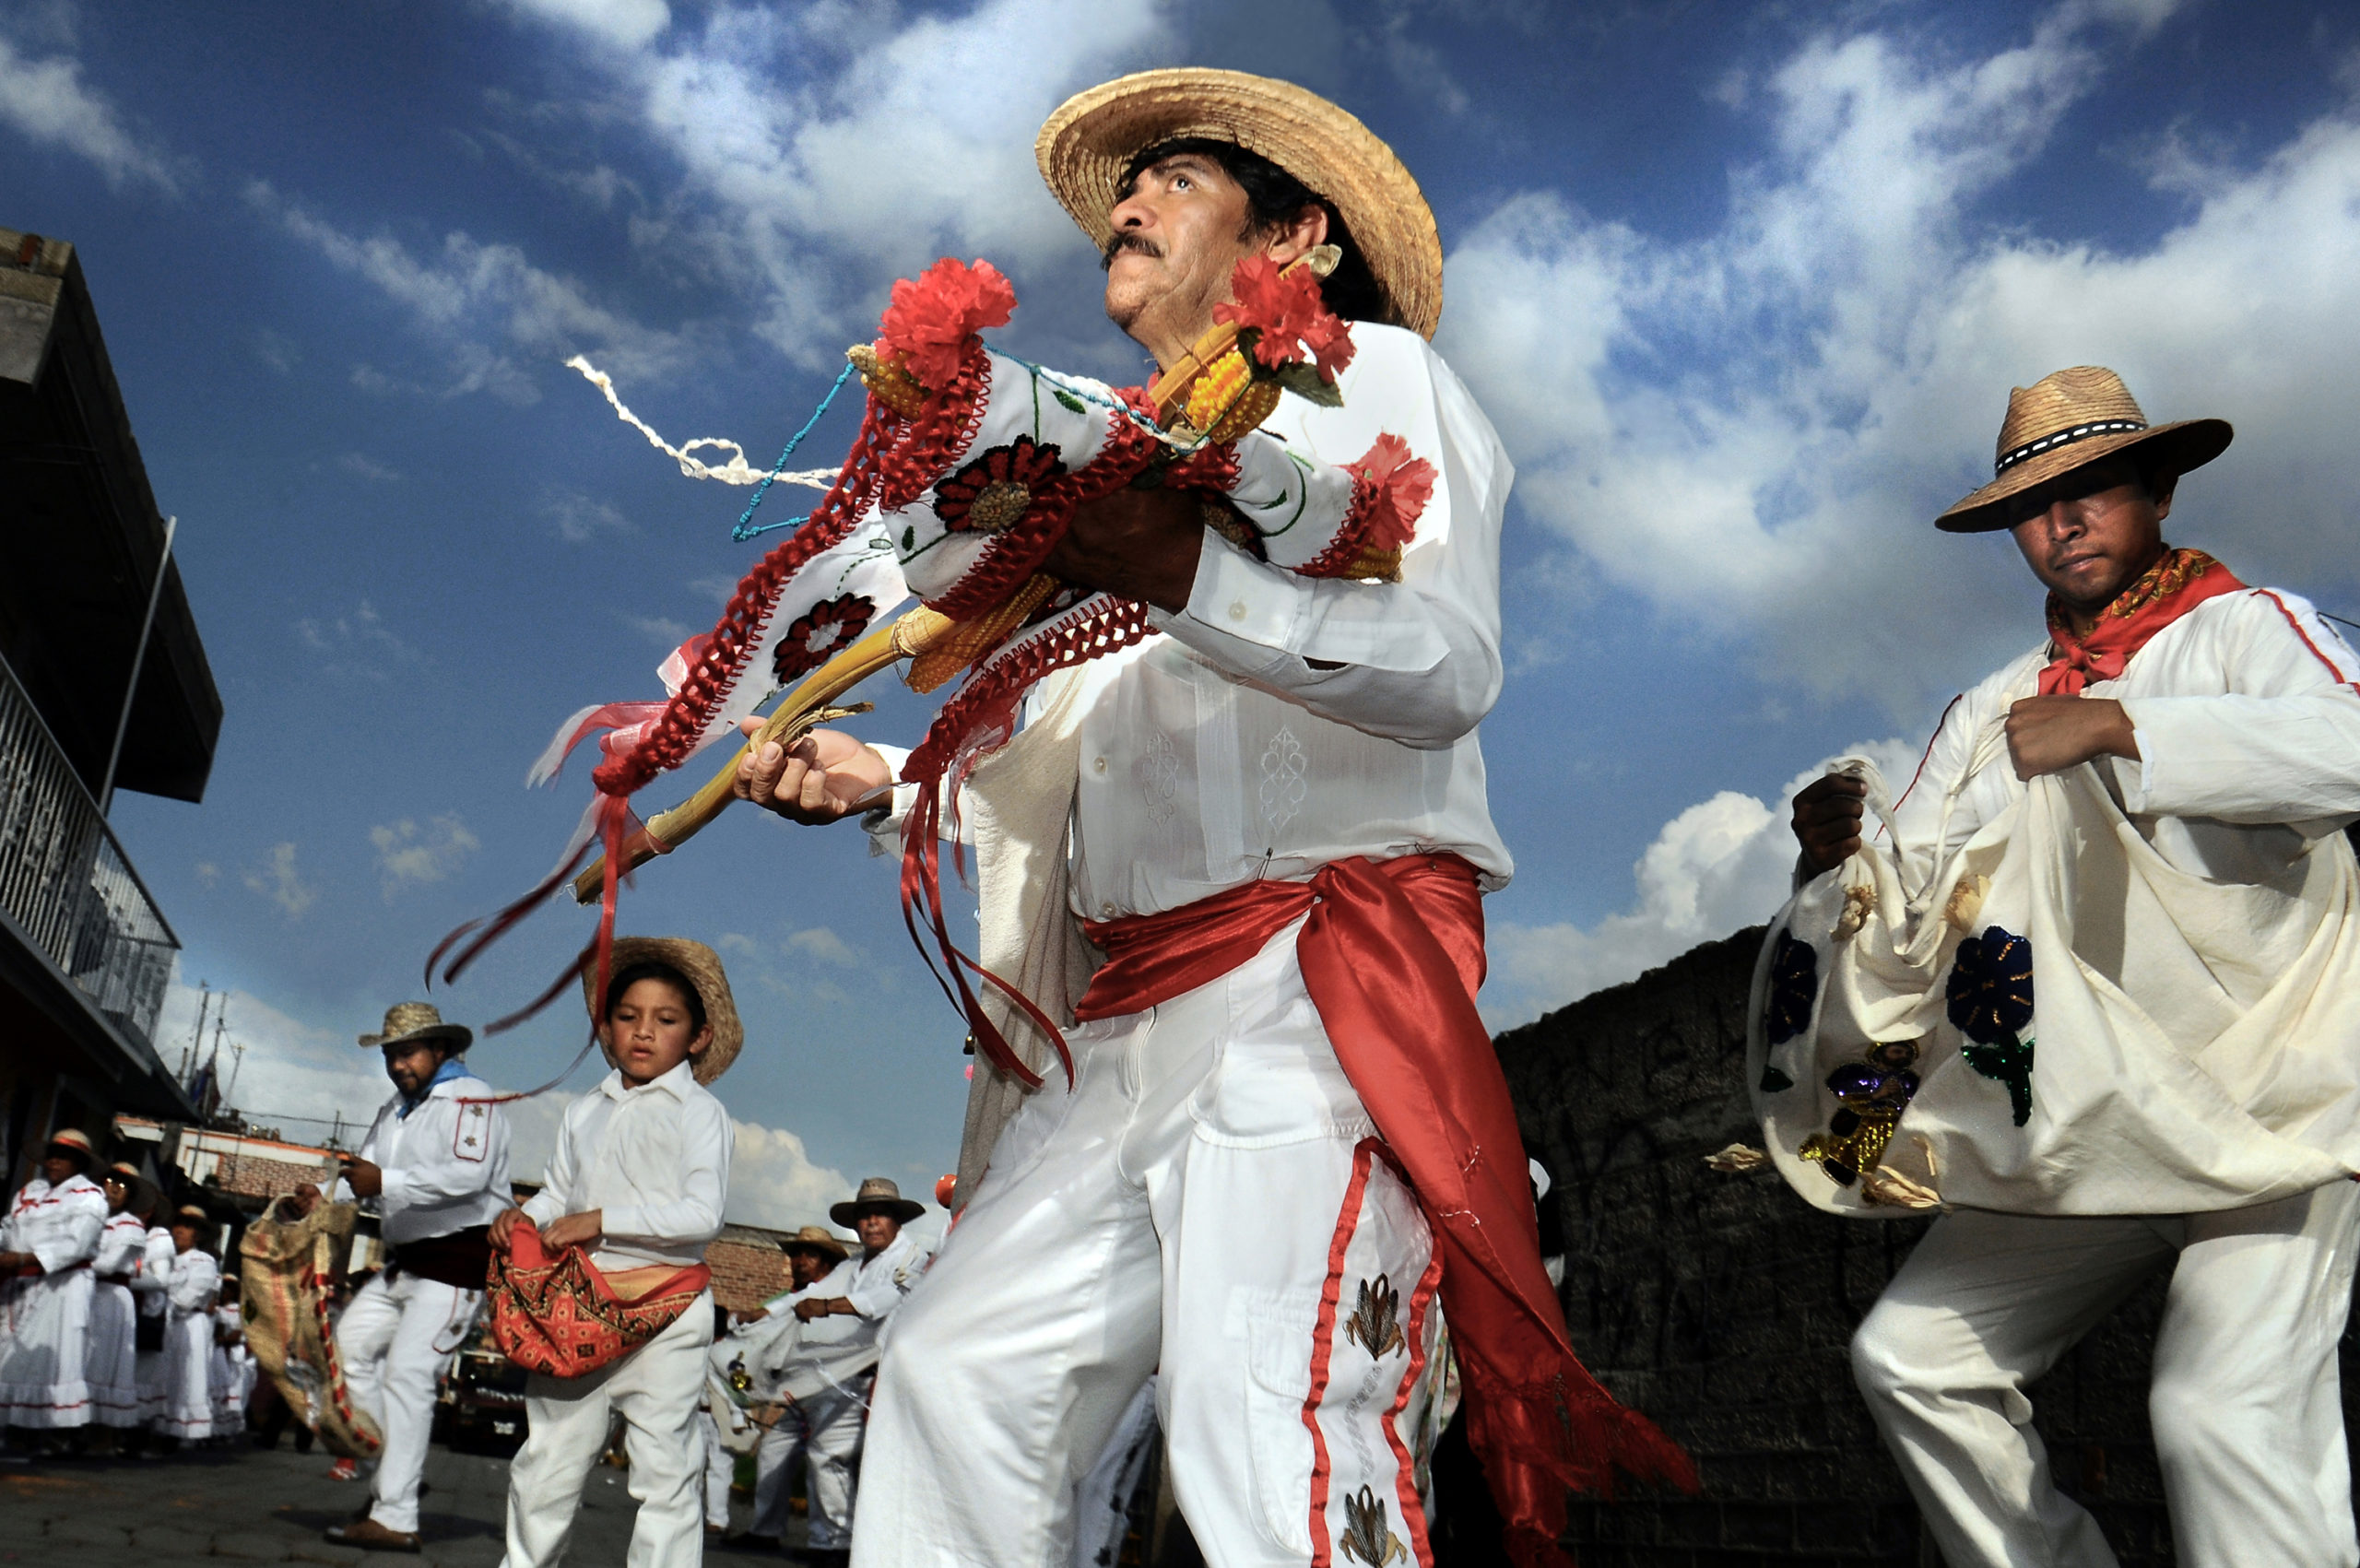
[802,1381,868,1549]
[750,1405,809,1538]
[85,1282,139,1428]
[500,1290,714,1568]
[698,1408,733,1527]
[856,930,1442,1568]
[338,1270,482,1533]
[1853,1181,2360,1568]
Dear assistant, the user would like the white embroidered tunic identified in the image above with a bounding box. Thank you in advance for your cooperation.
[342,1070,514,1245]
[1754,584,2360,1217]
[873,323,1513,917]
[521,1060,731,1272]
[1,1174,104,1272]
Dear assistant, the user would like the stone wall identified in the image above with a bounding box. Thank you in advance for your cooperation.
[1491,924,2299,1567]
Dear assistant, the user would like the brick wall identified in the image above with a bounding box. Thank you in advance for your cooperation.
[1493,924,2360,1566]
[705,1226,797,1313]
[217,1149,336,1200]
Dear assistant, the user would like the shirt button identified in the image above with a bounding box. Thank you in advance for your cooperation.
[1099,902,1117,918]
[1228,599,1249,621]
[1092,756,1107,774]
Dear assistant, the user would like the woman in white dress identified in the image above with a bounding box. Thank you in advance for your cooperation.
[128,1198,176,1429]
[84,1162,155,1442]
[155,1205,221,1444]
[0,1128,108,1436]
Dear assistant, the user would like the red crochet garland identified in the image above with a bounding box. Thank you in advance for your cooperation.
[896,594,1157,1087]
[1297,433,1437,580]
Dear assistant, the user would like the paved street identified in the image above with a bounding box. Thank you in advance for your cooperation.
[0,1440,802,1567]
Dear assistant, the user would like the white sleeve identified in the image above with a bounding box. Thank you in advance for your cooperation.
[2116,591,2360,833]
[32,1194,104,1274]
[167,1252,218,1311]
[1150,346,1507,749]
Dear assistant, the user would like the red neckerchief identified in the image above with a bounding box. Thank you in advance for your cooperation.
[2039,547,2245,695]
[1077,855,1696,1568]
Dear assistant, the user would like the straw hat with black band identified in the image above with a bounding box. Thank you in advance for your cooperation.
[1938,365,2233,533]
[776,1225,851,1266]
[358,1000,473,1052]
[578,936,744,1085]
[1037,67,1444,341]
[830,1177,926,1228]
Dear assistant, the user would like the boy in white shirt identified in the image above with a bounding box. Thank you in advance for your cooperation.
[490,937,738,1568]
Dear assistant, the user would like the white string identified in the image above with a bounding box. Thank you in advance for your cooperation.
[565,356,838,490]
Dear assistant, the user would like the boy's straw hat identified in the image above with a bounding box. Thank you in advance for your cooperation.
[1937,366,2233,532]
[579,936,743,1084]
[776,1225,850,1264]
[1037,67,1444,340]
[359,1001,473,1052]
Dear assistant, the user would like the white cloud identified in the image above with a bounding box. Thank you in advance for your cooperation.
[0,34,183,192]
[242,843,319,921]
[298,599,419,680]
[724,1117,850,1231]
[625,612,690,646]
[544,489,632,543]
[370,815,480,896]
[785,926,856,967]
[1480,738,1920,1028]
[1439,0,2360,708]
[245,180,690,397]
[500,0,672,50]
[339,452,400,482]
[154,982,385,1143]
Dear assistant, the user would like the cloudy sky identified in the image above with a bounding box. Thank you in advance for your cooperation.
[11,0,2360,1229]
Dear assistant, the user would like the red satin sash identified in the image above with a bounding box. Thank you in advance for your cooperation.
[2039,547,2244,695]
[1079,855,1695,1568]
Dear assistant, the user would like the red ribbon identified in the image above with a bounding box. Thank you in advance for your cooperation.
[1078,855,1696,1568]
[2039,547,2244,695]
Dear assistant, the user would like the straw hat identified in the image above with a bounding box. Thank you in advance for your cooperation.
[830,1176,925,1227]
[776,1225,850,1265]
[578,936,743,1085]
[46,1127,97,1167]
[1937,366,2233,533]
[359,1000,473,1052]
[104,1160,158,1214]
[171,1204,215,1241]
[1037,68,1444,340]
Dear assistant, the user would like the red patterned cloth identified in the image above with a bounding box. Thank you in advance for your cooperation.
[1078,855,1697,1568]
[2039,547,2244,695]
[485,1220,711,1379]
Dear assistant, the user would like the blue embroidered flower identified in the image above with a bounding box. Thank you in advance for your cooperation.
[1764,930,1819,1046]
[1946,925,2036,1126]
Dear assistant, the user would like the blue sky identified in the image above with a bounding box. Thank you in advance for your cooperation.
[9,0,2360,1228]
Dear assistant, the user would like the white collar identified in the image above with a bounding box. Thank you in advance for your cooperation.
[598,1058,695,1102]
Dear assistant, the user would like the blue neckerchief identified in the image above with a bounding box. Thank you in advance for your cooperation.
[396,1055,470,1120]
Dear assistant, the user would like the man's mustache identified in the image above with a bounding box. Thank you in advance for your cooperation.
[1102,233,1164,270]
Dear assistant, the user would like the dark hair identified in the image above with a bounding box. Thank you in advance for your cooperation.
[604,961,708,1035]
[1118,137,1387,325]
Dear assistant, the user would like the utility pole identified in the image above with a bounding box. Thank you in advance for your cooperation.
[224,1040,247,1114]
[180,983,210,1082]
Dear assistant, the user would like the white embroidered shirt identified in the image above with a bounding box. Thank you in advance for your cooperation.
[521,1060,732,1271]
[343,1070,513,1245]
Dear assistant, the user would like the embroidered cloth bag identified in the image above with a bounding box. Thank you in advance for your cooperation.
[486,1219,711,1377]
[238,1197,382,1459]
[1751,745,2360,1219]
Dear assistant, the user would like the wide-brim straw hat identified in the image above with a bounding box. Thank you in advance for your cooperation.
[578,936,743,1085]
[46,1126,98,1166]
[105,1160,158,1214]
[1938,365,2233,533]
[830,1176,926,1227]
[1037,68,1444,340]
[171,1204,216,1241]
[360,1000,473,1052]
[776,1225,850,1265]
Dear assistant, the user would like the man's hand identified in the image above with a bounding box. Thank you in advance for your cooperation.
[1791,773,1868,877]
[2005,695,2138,780]
[1045,486,1204,613]
[339,1157,384,1199]
[540,1210,604,1252]
[732,723,896,825]
[487,1207,526,1252]
[793,1297,846,1323]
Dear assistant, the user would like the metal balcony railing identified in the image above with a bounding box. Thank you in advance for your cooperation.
[0,649,178,1051]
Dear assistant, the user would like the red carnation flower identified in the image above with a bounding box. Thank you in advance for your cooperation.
[1212,255,1355,384]
[932,436,1066,534]
[1351,433,1436,554]
[876,258,1018,392]
[772,594,876,686]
